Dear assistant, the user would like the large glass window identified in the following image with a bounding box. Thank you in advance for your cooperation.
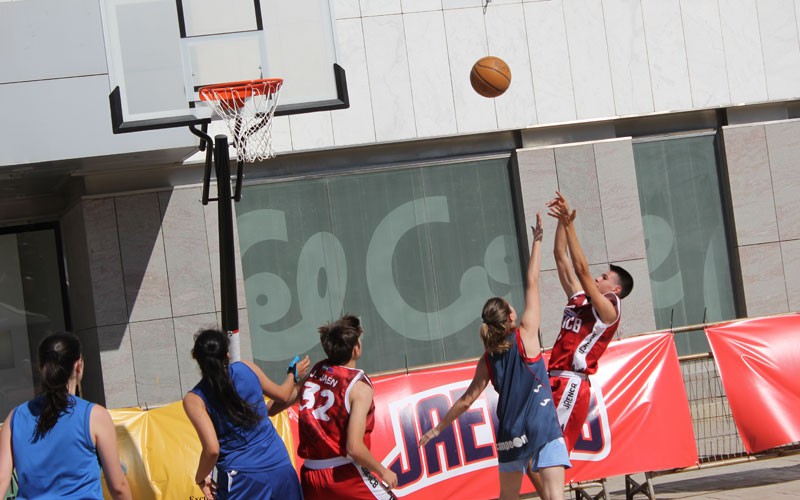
[633,134,738,355]
[0,224,69,417]
[236,158,525,379]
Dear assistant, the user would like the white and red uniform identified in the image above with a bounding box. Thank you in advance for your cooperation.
[548,291,620,452]
[298,360,393,500]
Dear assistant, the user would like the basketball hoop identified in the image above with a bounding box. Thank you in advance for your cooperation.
[198,78,283,162]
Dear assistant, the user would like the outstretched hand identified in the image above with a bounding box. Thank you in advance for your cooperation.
[531,211,543,243]
[546,190,569,211]
[547,191,576,224]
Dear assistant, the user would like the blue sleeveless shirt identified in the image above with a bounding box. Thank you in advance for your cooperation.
[190,361,291,473]
[11,395,102,499]
[486,330,563,463]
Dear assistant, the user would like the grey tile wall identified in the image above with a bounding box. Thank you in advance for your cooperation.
[67,187,252,408]
[738,242,789,316]
[97,324,136,408]
[594,139,646,262]
[116,193,172,322]
[83,199,128,327]
[159,188,216,317]
[724,121,799,317]
[722,124,778,246]
[517,139,656,339]
[554,143,608,265]
[129,318,181,407]
[516,147,558,271]
[765,120,800,241]
[781,239,800,312]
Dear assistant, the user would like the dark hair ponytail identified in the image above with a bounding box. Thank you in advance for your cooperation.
[479,297,513,355]
[35,333,81,441]
[192,329,260,428]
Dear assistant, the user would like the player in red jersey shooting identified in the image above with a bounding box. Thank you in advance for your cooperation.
[528,192,633,494]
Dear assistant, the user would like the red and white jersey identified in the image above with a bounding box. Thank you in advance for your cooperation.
[548,291,621,375]
[298,360,375,460]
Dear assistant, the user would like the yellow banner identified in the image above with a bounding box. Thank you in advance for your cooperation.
[104,400,296,499]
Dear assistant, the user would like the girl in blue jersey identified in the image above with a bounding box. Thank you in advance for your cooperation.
[183,328,310,499]
[0,333,131,499]
[418,213,569,500]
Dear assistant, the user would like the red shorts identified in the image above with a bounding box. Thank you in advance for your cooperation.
[301,462,395,500]
[550,373,592,452]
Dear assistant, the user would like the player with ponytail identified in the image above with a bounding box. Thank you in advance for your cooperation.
[419,213,569,500]
[0,333,131,499]
[183,328,310,499]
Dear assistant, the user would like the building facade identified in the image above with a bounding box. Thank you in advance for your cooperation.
[1,0,798,411]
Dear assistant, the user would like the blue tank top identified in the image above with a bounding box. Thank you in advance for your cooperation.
[11,395,102,499]
[190,361,291,473]
[486,330,563,463]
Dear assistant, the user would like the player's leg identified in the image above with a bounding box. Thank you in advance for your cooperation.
[551,375,591,452]
[528,437,571,500]
[300,466,332,500]
[538,466,565,500]
[525,467,547,500]
[497,457,527,500]
[560,383,591,452]
[498,470,524,500]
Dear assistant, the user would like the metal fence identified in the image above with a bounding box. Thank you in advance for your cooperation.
[680,353,747,462]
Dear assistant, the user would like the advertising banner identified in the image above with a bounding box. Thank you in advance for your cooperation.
[368,332,697,499]
[3,332,697,499]
[103,401,295,499]
[705,314,800,453]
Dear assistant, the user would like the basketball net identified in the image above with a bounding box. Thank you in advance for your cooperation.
[199,78,283,162]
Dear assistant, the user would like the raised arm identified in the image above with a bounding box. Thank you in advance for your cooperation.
[548,192,580,298]
[242,357,309,406]
[418,356,490,447]
[265,356,311,416]
[346,381,398,489]
[549,200,618,324]
[0,411,13,497]
[518,212,543,354]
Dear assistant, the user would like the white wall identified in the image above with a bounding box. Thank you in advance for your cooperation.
[5,0,800,166]
[0,0,197,167]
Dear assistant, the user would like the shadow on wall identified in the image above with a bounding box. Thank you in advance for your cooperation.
[68,190,180,407]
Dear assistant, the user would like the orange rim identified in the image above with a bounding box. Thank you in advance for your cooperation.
[199,78,283,108]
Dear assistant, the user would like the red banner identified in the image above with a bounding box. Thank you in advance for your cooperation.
[359,332,696,498]
[705,314,800,453]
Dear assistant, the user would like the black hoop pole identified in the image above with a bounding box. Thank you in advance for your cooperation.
[234,159,244,202]
[189,125,214,205]
[215,135,239,334]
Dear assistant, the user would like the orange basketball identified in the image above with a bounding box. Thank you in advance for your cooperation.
[470,56,512,98]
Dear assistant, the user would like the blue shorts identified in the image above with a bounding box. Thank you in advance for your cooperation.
[217,462,302,500]
[497,437,571,473]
